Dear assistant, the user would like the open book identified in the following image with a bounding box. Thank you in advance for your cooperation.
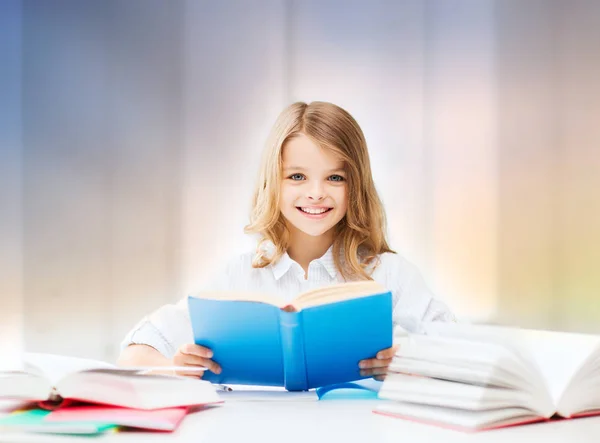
[376,323,600,431]
[0,353,221,410]
[188,280,393,391]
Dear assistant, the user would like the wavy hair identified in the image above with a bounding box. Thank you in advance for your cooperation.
[244,101,394,280]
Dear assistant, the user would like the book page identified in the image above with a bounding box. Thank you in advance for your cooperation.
[58,372,221,409]
[23,353,115,385]
[190,281,387,310]
[294,280,387,309]
[376,401,540,431]
[515,330,600,404]
[423,323,600,405]
[380,372,537,412]
[0,372,51,401]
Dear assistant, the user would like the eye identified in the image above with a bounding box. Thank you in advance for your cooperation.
[328,174,345,182]
[288,173,305,181]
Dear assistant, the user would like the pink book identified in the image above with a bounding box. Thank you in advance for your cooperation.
[45,405,190,432]
[373,409,600,432]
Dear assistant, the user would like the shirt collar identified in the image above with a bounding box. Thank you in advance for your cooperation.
[270,245,338,281]
[270,250,296,280]
[316,246,338,280]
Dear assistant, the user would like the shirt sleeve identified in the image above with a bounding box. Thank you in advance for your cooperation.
[378,253,456,334]
[120,258,235,359]
[120,298,191,359]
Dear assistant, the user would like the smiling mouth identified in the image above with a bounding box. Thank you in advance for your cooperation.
[296,207,333,215]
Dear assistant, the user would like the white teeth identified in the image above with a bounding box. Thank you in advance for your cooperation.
[300,207,329,215]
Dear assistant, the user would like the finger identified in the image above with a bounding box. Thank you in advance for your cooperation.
[184,360,222,375]
[174,352,204,367]
[189,358,221,374]
[359,358,392,369]
[373,374,388,382]
[179,344,213,359]
[376,345,399,360]
[360,367,388,377]
[174,354,222,374]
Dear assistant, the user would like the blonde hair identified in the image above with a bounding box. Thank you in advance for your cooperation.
[244,101,395,281]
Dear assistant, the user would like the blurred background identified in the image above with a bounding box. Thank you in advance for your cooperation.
[1,0,599,364]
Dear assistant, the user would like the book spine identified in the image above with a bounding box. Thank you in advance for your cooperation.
[279,310,308,391]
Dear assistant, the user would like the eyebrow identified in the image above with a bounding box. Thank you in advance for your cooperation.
[283,166,346,173]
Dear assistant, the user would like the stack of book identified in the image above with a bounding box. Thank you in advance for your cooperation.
[375,323,600,432]
[0,353,221,435]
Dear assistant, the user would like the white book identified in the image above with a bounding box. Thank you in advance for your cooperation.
[376,323,600,431]
[0,353,221,410]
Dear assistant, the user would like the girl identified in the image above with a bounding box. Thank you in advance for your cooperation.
[118,101,455,381]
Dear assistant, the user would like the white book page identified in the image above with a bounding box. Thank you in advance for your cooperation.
[380,372,535,412]
[423,323,600,405]
[376,401,539,431]
[514,330,600,404]
[0,372,52,400]
[57,372,220,409]
[23,353,115,385]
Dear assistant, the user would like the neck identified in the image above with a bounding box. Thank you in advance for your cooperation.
[286,226,335,277]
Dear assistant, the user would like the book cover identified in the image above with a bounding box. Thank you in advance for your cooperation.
[188,290,393,390]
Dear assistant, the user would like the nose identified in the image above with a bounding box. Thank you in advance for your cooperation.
[307,180,325,201]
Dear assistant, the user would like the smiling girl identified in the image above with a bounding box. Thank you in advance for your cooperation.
[118,101,455,381]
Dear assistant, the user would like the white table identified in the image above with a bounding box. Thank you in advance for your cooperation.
[3,399,600,443]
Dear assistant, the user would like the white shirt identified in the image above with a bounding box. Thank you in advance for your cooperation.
[121,247,455,358]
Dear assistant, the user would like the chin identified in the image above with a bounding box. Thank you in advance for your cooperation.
[301,229,331,237]
[294,223,335,238]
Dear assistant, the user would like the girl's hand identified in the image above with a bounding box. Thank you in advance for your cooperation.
[173,344,222,378]
[358,345,399,381]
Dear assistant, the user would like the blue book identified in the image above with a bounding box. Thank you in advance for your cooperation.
[188,281,393,391]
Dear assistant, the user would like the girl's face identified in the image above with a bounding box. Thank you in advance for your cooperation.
[279,134,348,240]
